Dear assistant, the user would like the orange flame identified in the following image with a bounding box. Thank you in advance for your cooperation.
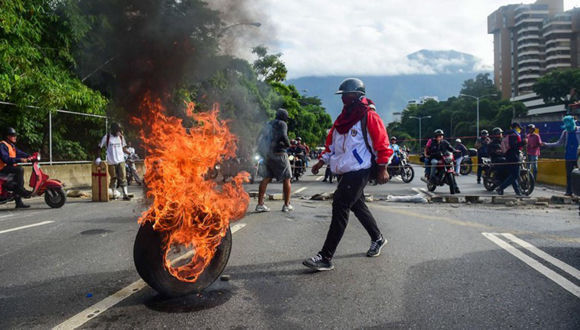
[136,94,249,282]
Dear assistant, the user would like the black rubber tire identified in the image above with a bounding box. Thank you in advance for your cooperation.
[401,165,415,183]
[448,175,457,195]
[519,171,535,196]
[44,188,66,208]
[460,159,472,175]
[427,181,436,192]
[133,222,232,298]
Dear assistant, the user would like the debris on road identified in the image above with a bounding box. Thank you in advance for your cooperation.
[220,275,230,281]
[67,190,90,198]
[248,191,259,198]
[386,194,428,203]
[364,194,374,202]
[268,193,283,200]
[310,192,332,201]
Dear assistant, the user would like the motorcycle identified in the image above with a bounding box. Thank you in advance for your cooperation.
[387,151,414,183]
[480,153,535,195]
[288,152,305,182]
[0,152,66,208]
[421,152,460,194]
[459,157,473,175]
[126,154,142,185]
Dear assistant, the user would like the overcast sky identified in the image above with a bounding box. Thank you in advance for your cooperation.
[258,0,579,78]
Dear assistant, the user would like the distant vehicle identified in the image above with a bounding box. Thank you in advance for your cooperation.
[480,152,535,196]
[422,151,460,194]
[387,150,414,183]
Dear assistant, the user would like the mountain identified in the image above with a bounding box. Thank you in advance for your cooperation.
[287,50,490,123]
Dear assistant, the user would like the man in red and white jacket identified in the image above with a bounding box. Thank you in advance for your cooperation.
[304,78,393,271]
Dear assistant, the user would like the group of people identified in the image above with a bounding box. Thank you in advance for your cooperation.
[255,78,394,271]
[474,116,580,196]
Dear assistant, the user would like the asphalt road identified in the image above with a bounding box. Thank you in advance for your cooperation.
[0,169,578,329]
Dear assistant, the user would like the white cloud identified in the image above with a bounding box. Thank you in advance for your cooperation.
[257,0,580,78]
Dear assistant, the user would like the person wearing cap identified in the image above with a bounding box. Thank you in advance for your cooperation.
[526,124,542,180]
[256,108,293,212]
[542,115,580,196]
[475,130,491,184]
[496,123,526,195]
[304,78,393,271]
[453,138,468,175]
[98,122,132,200]
[0,127,33,208]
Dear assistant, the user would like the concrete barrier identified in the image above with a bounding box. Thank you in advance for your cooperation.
[21,162,146,189]
[407,154,566,187]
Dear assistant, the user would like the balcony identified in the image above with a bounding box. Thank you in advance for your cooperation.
[518,49,541,57]
[517,26,540,35]
[519,74,541,82]
[545,38,570,47]
[518,65,541,74]
[518,81,536,89]
[546,62,571,70]
[543,29,572,38]
[544,46,571,53]
[518,58,541,65]
[515,17,544,27]
[546,54,571,62]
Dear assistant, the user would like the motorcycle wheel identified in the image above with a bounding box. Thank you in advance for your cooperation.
[447,174,458,195]
[519,171,535,196]
[427,181,436,192]
[460,159,472,175]
[44,188,66,208]
[401,165,414,183]
[133,222,232,298]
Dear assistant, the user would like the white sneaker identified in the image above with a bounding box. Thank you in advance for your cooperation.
[255,204,271,212]
[282,204,294,212]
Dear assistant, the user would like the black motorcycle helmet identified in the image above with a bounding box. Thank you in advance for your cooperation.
[296,137,302,142]
[275,108,289,122]
[390,136,397,141]
[434,129,444,137]
[4,127,17,137]
[481,129,489,137]
[111,122,123,135]
[335,78,366,95]
[492,127,503,136]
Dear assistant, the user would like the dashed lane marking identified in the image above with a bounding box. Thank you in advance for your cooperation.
[0,221,54,234]
[482,232,580,298]
[293,187,307,195]
[53,223,247,330]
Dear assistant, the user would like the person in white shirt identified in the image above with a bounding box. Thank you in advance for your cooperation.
[98,123,131,200]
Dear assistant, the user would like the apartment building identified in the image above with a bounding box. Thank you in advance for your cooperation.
[488,0,579,100]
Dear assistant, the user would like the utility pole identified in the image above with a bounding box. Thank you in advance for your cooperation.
[459,93,497,138]
[409,115,432,150]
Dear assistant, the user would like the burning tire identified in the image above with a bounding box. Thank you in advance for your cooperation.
[133,222,232,297]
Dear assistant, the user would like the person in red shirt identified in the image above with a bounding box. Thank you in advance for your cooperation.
[525,124,542,179]
[303,78,393,271]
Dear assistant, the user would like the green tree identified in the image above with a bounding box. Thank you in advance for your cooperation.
[252,46,288,83]
[533,68,580,105]
[0,0,108,160]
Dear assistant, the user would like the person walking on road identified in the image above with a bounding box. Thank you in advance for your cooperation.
[0,127,32,208]
[542,115,580,196]
[454,138,468,175]
[496,123,526,196]
[255,108,293,212]
[526,124,542,180]
[475,130,491,184]
[98,123,131,200]
[304,78,393,271]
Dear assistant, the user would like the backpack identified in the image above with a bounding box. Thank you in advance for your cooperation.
[256,121,273,158]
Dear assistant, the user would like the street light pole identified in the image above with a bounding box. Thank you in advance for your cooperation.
[459,93,497,139]
[409,115,432,150]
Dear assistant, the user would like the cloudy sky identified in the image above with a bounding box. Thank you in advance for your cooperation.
[256,0,579,78]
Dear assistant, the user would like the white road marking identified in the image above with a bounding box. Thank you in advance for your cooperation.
[315,176,324,181]
[0,221,54,234]
[501,233,580,280]
[0,211,43,222]
[53,223,248,330]
[482,232,580,298]
[293,187,307,195]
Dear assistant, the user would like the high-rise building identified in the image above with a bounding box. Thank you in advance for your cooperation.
[488,0,579,100]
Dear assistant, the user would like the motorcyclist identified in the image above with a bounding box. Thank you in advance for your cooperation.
[0,127,32,208]
[296,137,310,168]
[475,129,491,184]
[496,123,526,195]
[488,127,506,181]
[389,137,401,166]
[426,129,455,182]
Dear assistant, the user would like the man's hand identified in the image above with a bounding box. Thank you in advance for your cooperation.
[377,165,390,184]
[311,160,324,175]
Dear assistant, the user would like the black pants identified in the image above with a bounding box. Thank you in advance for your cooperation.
[0,166,27,205]
[324,166,333,183]
[565,160,576,195]
[320,168,382,260]
[477,156,485,181]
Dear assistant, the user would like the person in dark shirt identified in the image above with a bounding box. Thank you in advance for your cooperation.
[496,123,526,195]
[256,108,293,213]
[475,130,491,184]
[426,129,455,182]
[0,127,32,208]
[453,138,468,175]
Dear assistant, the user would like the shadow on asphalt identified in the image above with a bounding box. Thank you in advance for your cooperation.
[143,283,234,314]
